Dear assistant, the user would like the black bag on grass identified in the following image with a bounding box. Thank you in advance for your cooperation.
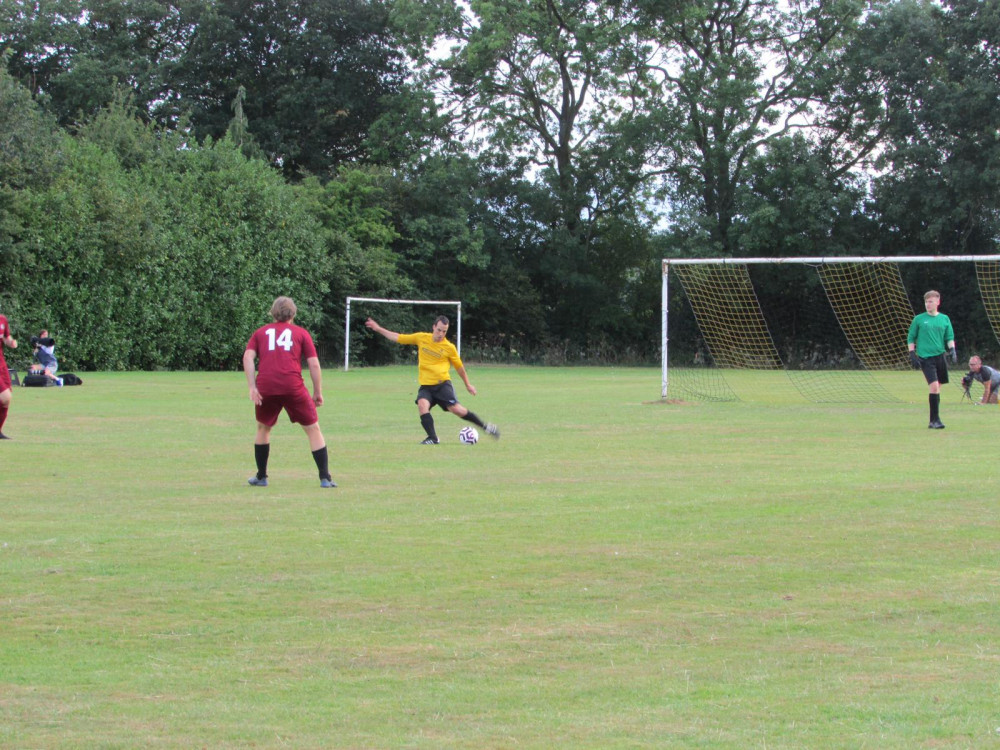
[22,373,52,387]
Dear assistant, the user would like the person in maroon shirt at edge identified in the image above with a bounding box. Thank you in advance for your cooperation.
[0,311,18,439]
[243,296,335,488]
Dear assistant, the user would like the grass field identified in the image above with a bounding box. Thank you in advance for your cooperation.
[3,366,999,749]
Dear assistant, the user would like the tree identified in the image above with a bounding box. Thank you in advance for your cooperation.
[1,0,410,177]
[166,0,408,178]
[0,0,82,103]
[394,0,666,347]
[0,60,65,190]
[0,0,192,125]
[838,0,1000,254]
[639,0,869,256]
[1,86,331,370]
[0,62,67,329]
[736,134,869,258]
[294,165,415,359]
[419,0,656,240]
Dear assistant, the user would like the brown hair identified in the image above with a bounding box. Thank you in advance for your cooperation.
[270,296,297,322]
[924,290,941,301]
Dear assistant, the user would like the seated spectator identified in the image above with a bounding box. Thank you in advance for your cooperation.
[30,330,62,386]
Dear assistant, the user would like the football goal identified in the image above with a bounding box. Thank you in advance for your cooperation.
[661,255,1000,402]
[344,296,462,371]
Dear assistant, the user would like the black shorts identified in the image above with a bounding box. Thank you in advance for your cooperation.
[416,381,459,410]
[919,353,950,386]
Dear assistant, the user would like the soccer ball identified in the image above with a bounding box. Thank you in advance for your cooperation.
[459,426,479,444]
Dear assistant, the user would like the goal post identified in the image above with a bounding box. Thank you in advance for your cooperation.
[344,296,462,371]
[662,255,1000,402]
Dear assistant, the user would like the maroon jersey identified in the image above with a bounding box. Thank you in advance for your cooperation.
[0,315,9,365]
[246,322,317,396]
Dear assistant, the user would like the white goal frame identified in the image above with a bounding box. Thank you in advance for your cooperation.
[662,254,1000,399]
[344,296,462,371]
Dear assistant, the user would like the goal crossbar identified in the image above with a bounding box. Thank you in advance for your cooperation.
[344,296,462,371]
[664,255,1000,267]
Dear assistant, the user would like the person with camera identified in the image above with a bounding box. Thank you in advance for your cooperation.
[0,311,17,438]
[963,355,1000,404]
[30,330,61,386]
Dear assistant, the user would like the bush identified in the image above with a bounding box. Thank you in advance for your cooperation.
[1,88,330,370]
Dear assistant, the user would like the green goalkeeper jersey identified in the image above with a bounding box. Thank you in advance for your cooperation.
[907,312,954,357]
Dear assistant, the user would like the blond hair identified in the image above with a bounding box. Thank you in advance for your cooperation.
[270,296,297,322]
[924,290,941,301]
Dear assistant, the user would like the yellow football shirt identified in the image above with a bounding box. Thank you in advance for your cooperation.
[397,332,463,385]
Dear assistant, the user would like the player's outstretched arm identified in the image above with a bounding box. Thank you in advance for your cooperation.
[365,318,400,343]
[3,334,16,348]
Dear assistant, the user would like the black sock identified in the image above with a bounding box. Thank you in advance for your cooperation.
[420,413,437,440]
[929,393,940,422]
[254,443,270,479]
[312,446,330,480]
[461,411,486,428]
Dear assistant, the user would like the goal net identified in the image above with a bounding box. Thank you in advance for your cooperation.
[344,297,462,370]
[662,255,1000,402]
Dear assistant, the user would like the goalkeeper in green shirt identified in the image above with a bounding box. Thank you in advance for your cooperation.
[907,290,957,429]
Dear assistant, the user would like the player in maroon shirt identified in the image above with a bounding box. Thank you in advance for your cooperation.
[243,297,335,488]
[0,312,18,439]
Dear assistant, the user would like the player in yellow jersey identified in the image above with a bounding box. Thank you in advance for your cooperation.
[365,315,500,444]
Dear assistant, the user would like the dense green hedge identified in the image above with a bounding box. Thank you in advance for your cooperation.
[1,82,331,371]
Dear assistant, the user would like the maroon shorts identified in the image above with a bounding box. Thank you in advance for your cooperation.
[0,358,10,392]
[255,388,318,427]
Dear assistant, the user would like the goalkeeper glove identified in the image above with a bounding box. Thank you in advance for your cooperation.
[948,346,958,364]
[909,350,921,369]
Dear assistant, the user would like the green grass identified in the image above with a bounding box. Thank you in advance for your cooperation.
[2,366,999,748]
